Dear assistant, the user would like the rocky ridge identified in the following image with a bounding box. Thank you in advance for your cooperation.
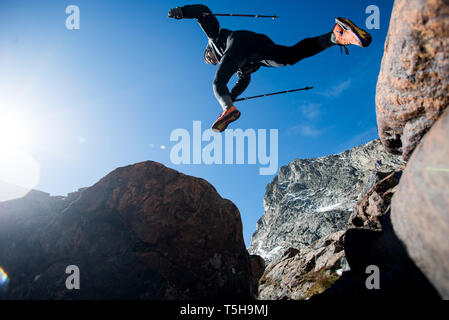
[248,140,402,263]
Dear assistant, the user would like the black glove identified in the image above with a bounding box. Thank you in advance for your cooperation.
[168,7,183,19]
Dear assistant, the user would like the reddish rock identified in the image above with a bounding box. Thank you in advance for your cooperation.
[391,107,449,299]
[0,161,253,299]
[376,0,449,160]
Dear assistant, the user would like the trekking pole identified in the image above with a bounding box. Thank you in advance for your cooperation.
[235,86,314,102]
[204,13,279,19]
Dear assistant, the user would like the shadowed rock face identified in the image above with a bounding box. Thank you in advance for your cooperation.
[391,107,449,299]
[249,255,265,295]
[248,140,402,263]
[376,0,449,161]
[311,215,441,301]
[0,161,253,300]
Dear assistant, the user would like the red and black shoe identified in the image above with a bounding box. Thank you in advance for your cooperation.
[211,106,241,133]
[332,17,372,54]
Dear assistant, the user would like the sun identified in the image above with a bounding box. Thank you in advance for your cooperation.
[0,110,40,201]
[0,110,33,149]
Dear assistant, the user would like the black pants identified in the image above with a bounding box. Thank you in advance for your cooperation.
[214,31,334,109]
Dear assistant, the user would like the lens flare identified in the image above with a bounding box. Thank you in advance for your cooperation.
[0,267,9,286]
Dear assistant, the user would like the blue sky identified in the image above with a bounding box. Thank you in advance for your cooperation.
[0,0,393,245]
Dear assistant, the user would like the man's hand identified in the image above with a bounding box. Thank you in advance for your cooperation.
[168,7,183,19]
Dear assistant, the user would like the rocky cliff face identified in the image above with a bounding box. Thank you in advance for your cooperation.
[248,140,402,263]
[376,0,449,161]
[0,161,253,300]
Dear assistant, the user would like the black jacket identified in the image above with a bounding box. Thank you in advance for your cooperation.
[181,4,260,100]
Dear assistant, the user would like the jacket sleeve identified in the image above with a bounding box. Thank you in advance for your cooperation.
[230,73,251,101]
[181,5,220,40]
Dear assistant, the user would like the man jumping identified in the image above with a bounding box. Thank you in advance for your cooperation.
[168,4,372,133]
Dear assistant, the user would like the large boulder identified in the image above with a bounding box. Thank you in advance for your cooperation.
[376,0,449,161]
[0,161,253,299]
[391,107,449,299]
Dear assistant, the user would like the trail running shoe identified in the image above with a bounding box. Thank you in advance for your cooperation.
[333,17,372,48]
[211,106,241,133]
